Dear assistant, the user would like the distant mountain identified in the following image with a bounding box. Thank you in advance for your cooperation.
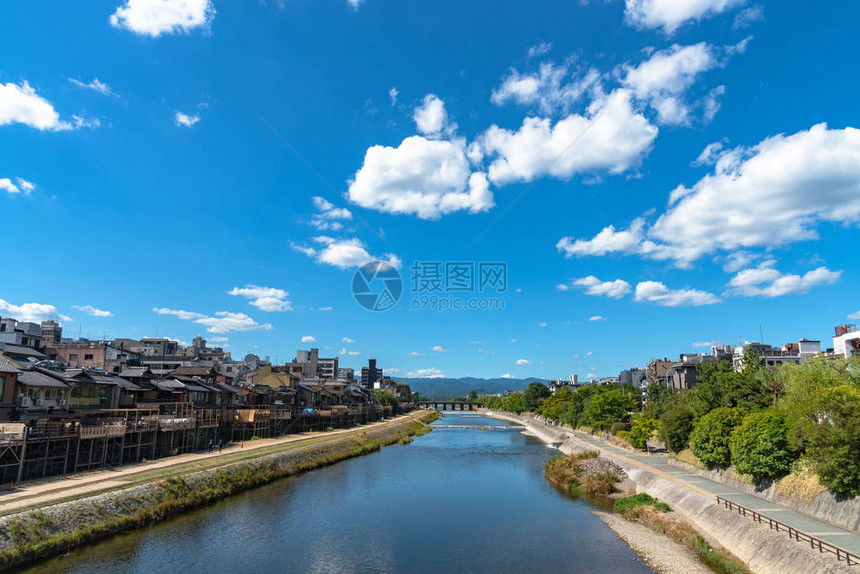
[395,376,549,400]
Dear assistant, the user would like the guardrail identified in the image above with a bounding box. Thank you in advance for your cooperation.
[715,496,858,566]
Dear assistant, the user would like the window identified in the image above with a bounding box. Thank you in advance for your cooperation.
[69,354,78,361]
[84,354,94,360]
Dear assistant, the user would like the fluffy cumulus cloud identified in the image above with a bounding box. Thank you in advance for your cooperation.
[726,261,841,297]
[310,196,352,231]
[339,347,361,356]
[228,284,292,312]
[0,81,81,131]
[292,236,401,269]
[634,281,720,306]
[174,110,200,127]
[0,299,71,322]
[848,311,860,320]
[573,276,633,299]
[71,305,113,317]
[152,307,273,333]
[406,368,445,378]
[69,78,116,97]
[431,345,448,353]
[110,0,215,37]
[624,0,747,34]
[482,89,658,184]
[621,42,722,126]
[413,94,453,138]
[491,63,601,114]
[0,177,35,195]
[301,335,316,343]
[561,124,860,267]
[515,359,533,366]
[348,135,493,219]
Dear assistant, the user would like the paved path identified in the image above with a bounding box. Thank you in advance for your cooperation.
[0,413,422,514]
[540,420,860,557]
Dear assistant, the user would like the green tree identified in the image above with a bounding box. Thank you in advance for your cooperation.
[586,389,629,432]
[689,407,746,469]
[374,391,400,414]
[730,409,796,482]
[504,393,526,413]
[467,389,478,402]
[523,382,551,412]
[643,383,677,419]
[658,404,695,453]
[539,387,573,420]
[629,418,659,450]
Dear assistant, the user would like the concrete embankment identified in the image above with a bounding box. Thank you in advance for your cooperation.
[667,457,860,534]
[0,411,439,572]
[483,411,854,574]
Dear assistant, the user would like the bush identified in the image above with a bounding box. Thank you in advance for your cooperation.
[613,493,671,515]
[610,422,628,435]
[658,404,695,453]
[689,407,745,469]
[730,409,797,482]
[629,418,659,450]
[616,430,631,441]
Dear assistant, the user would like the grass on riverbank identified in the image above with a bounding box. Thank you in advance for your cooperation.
[544,452,623,497]
[0,411,440,572]
[613,493,750,574]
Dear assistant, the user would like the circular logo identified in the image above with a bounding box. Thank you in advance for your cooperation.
[352,261,403,312]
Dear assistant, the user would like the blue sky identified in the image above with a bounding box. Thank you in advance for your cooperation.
[2,0,859,380]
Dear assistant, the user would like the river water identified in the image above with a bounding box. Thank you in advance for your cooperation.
[29,412,654,573]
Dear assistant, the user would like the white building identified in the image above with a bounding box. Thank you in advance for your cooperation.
[833,325,860,358]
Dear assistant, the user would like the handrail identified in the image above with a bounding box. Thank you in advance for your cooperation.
[715,496,858,566]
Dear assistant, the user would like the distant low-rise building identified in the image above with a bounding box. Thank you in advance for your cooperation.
[833,325,860,358]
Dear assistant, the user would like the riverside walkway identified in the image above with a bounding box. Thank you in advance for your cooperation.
[539,419,860,558]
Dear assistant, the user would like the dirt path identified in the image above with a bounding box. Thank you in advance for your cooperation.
[593,511,713,574]
[0,412,425,515]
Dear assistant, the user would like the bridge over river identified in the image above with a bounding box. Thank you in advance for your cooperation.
[417,401,483,411]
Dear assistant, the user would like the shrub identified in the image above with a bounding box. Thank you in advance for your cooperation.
[613,493,671,515]
[610,422,628,436]
[658,404,695,453]
[629,418,659,450]
[730,409,797,482]
[689,407,745,469]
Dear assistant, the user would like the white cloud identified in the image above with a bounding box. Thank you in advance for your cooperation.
[558,218,645,257]
[0,177,35,195]
[501,373,514,379]
[405,368,445,378]
[152,307,273,333]
[348,135,493,219]
[342,337,356,343]
[174,110,200,127]
[692,340,719,347]
[431,345,448,353]
[562,124,860,267]
[228,284,292,312]
[292,236,401,269]
[413,94,453,139]
[621,42,720,126]
[318,306,333,311]
[634,281,720,306]
[693,140,727,166]
[538,322,547,327]
[589,316,607,322]
[510,339,517,343]
[310,196,353,230]
[389,87,398,107]
[69,78,116,97]
[491,63,600,114]
[848,311,860,320]
[573,276,633,299]
[339,347,361,356]
[407,351,424,356]
[556,284,570,291]
[515,359,533,366]
[71,305,113,317]
[0,299,72,322]
[527,42,552,58]
[727,261,841,297]
[347,0,364,10]
[0,81,76,131]
[301,335,316,343]
[733,5,764,29]
[482,89,658,185]
[624,0,747,34]
[209,336,228,343]
[110,0,215,37]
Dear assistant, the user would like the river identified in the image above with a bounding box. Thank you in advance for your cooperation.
[27,412,654,573]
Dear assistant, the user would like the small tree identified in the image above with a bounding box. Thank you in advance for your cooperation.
[730,409,796,482]
[523,382,551,412]
[689,407,745,469]
[658,404,695,453]
[586,389,629,432]
[467,389,478,402]
[629,418,659,450]
[374,391,400,414]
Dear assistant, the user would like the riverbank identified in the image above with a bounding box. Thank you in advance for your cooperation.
[0,410,439,572]
[482,410,855,574]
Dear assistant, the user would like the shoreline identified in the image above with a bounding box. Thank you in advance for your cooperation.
[0,410,440,572]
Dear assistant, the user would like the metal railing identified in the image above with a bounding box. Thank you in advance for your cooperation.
[715,496,858,566]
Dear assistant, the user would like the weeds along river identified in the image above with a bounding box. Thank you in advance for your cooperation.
[28,412,654,574]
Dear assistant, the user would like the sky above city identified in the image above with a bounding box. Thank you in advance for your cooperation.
[2,0,859,380]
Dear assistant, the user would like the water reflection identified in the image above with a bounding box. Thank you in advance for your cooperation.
[28,412,653,574]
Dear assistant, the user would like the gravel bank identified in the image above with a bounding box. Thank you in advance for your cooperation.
[593,510,712,574]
